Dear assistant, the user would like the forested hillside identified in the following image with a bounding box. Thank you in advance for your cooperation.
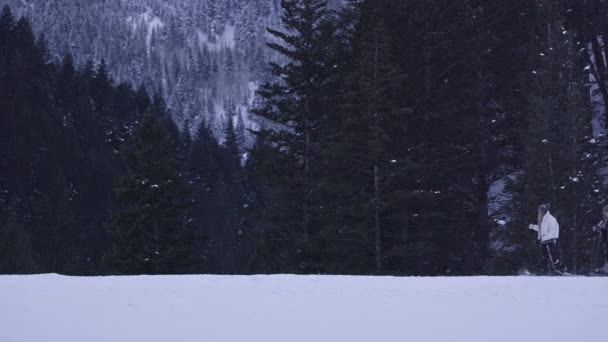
[2,0,608,276]
[0,7,245,274]
[0,0,286,143]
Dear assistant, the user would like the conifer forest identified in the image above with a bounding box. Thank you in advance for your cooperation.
[3,0,608,277]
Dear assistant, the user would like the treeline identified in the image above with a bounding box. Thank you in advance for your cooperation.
[0,6,246,275]
[1,0,607,276]
[245,0,606,275]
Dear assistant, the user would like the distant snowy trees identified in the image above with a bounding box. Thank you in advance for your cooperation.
[0,0,283,141]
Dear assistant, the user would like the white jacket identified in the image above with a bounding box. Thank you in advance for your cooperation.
[529,212,559,242]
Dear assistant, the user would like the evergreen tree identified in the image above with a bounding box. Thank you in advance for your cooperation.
[219,114,246,272]
[107,111,195,275]
[245,132,300,273]
[321,5,409,273]
[188,121,223,273]
[564,0,608,122]
[252,0,336,273]
[0,6,15,67]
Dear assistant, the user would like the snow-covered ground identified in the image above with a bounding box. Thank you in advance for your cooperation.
[0,274,606,342]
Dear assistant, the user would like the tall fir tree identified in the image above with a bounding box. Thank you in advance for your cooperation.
[319,2,411,274]
[108,111,195,275]
[188,121,220,273]
[252,0,337,273]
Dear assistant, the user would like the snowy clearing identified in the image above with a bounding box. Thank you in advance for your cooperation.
[0,274,606,342]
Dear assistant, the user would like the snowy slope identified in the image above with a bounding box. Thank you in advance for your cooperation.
[0,0,284,142]
[0,0,344,143]
[0,275,606,342]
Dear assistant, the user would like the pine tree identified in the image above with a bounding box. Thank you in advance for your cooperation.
[564,0,608,122]
[0,5,15,203]
[55,54,77,128]
[108,111,194,274]
[0,6,14,66]
[220,114,246,272]
[320,4,410,273]
[188,121,224,272]
[244,132,300,273]
[252,0,336,273]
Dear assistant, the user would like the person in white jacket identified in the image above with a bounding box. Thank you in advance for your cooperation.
[529,204,560,273]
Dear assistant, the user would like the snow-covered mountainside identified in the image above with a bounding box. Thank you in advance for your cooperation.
[0,274,606,342]
[0,0,286,142]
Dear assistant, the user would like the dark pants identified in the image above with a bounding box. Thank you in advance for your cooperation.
[541,239,559,273]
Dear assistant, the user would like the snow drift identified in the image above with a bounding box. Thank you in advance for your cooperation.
[0,274,606,342]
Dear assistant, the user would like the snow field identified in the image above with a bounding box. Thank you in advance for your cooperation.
[0,274,606,342]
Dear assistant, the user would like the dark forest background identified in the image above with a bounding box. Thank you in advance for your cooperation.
[2,0,608,276]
